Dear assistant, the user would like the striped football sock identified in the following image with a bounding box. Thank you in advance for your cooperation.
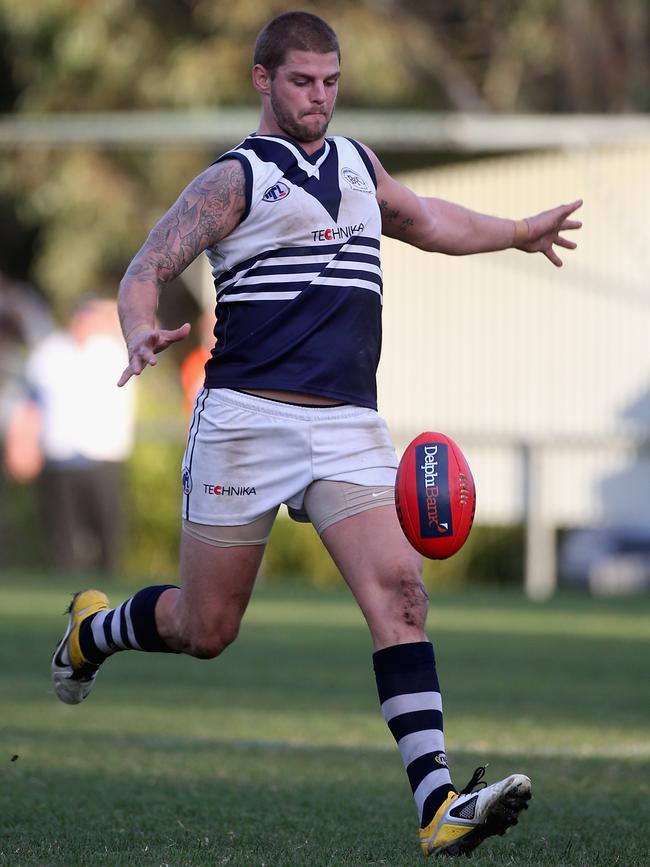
[78,584,179,664]
[373,641,456,829]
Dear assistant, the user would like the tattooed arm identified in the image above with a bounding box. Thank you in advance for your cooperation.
[360,144,581,264]
[117,159,246,386]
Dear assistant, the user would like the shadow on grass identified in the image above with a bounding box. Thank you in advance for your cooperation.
[1,738,649,867]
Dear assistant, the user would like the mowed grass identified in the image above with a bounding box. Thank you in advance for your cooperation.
[1,576,649,866]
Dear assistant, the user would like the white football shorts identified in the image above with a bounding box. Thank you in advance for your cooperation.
[181,388,398,527]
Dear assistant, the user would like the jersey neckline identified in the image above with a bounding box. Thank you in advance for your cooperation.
[249,132,330,165]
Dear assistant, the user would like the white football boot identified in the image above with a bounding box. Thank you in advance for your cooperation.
[419,766,532,857]
[51,589,109,704]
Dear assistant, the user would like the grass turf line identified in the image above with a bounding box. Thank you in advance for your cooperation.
[1,576,649,865]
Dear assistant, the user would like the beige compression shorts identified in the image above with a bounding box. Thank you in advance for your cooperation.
[183,480,395,547]
[180,388,398,546]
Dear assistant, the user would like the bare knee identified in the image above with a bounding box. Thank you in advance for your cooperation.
[182,618,241,659]
[163,610,240,659]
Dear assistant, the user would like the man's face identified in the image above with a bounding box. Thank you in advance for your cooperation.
[267,50,340,143]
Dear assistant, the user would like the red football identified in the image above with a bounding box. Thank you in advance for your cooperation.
[395,431,476,560]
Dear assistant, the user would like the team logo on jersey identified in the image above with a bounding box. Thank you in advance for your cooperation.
[262,182,290,202]
[182,466,192,495]
[341,167,372,193]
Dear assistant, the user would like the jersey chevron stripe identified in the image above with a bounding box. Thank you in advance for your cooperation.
[320,265,382,282]
[241,136,342,221]
[312,278,383,297]
[213,235,380,288]
[217,282,382,302]
[216,245,382,301]
[220,291,302,303]
[214,242,381,292]
[220,265,382,290]
[249,134,332,174]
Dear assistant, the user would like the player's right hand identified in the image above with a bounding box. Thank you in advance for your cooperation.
[117,322,191,387]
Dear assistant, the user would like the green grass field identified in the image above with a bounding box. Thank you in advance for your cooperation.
[1,576,649,866]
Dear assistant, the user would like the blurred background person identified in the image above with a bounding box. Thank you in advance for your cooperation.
[0,309,26,448]
[0,307,27,562]
[0,271,53,564]
[4,297,135,574]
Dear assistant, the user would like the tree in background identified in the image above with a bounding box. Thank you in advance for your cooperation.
[0,0,648,306]
[386,0,650,112]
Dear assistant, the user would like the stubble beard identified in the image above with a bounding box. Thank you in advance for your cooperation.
[270,90,332,143]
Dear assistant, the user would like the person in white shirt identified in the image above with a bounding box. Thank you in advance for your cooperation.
[5,297,134,573]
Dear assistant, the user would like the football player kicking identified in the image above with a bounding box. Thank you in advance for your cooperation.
[52,11,581,858]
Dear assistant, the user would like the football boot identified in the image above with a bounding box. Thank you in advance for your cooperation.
[51,589,109,705]
[419,765,532,857]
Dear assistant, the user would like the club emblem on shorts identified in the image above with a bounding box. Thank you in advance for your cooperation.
[182,466,192,495]
[341,167,372,193]
[262,182,290,203]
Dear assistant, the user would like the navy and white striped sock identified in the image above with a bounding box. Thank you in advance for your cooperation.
[78,584,179,664]
[373,641,456,829]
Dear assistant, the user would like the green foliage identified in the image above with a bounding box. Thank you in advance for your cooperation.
[421,523,525,588]
[0,0,424,301]
[0,0,424,113]
[0,476,44,568]
[122,358,186,581]
[262,517,525,589]
[2,145,212,310]
[263,516,343,588]
[2,0,648,303]
[124,438,183,581]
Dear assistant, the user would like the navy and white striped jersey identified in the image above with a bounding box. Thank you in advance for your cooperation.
[203,134,383,409]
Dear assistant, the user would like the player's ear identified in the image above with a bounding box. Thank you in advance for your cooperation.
[252,64,272,95]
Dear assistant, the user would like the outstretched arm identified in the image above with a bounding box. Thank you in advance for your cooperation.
[117,159,246,387]
[362,145,582,267]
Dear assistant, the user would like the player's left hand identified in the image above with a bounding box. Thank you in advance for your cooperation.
[517,199,583,267]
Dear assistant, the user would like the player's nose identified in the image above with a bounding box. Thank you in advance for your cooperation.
[310,82,326,104]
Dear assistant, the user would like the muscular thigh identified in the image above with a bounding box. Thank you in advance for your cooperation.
[168,529,266,642]
[319,502,427,649]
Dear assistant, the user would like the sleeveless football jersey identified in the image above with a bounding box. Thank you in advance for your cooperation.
[203,134,383,409]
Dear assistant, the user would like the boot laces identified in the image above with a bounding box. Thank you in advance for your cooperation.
[459,764,489,795]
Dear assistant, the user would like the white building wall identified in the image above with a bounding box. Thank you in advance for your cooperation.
[378,146,650,529]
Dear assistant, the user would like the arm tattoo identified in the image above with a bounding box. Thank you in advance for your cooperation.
[124,161,246,287]
[379,199,415,234]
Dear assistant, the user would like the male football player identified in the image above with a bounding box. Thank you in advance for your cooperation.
[52,11,581,857]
